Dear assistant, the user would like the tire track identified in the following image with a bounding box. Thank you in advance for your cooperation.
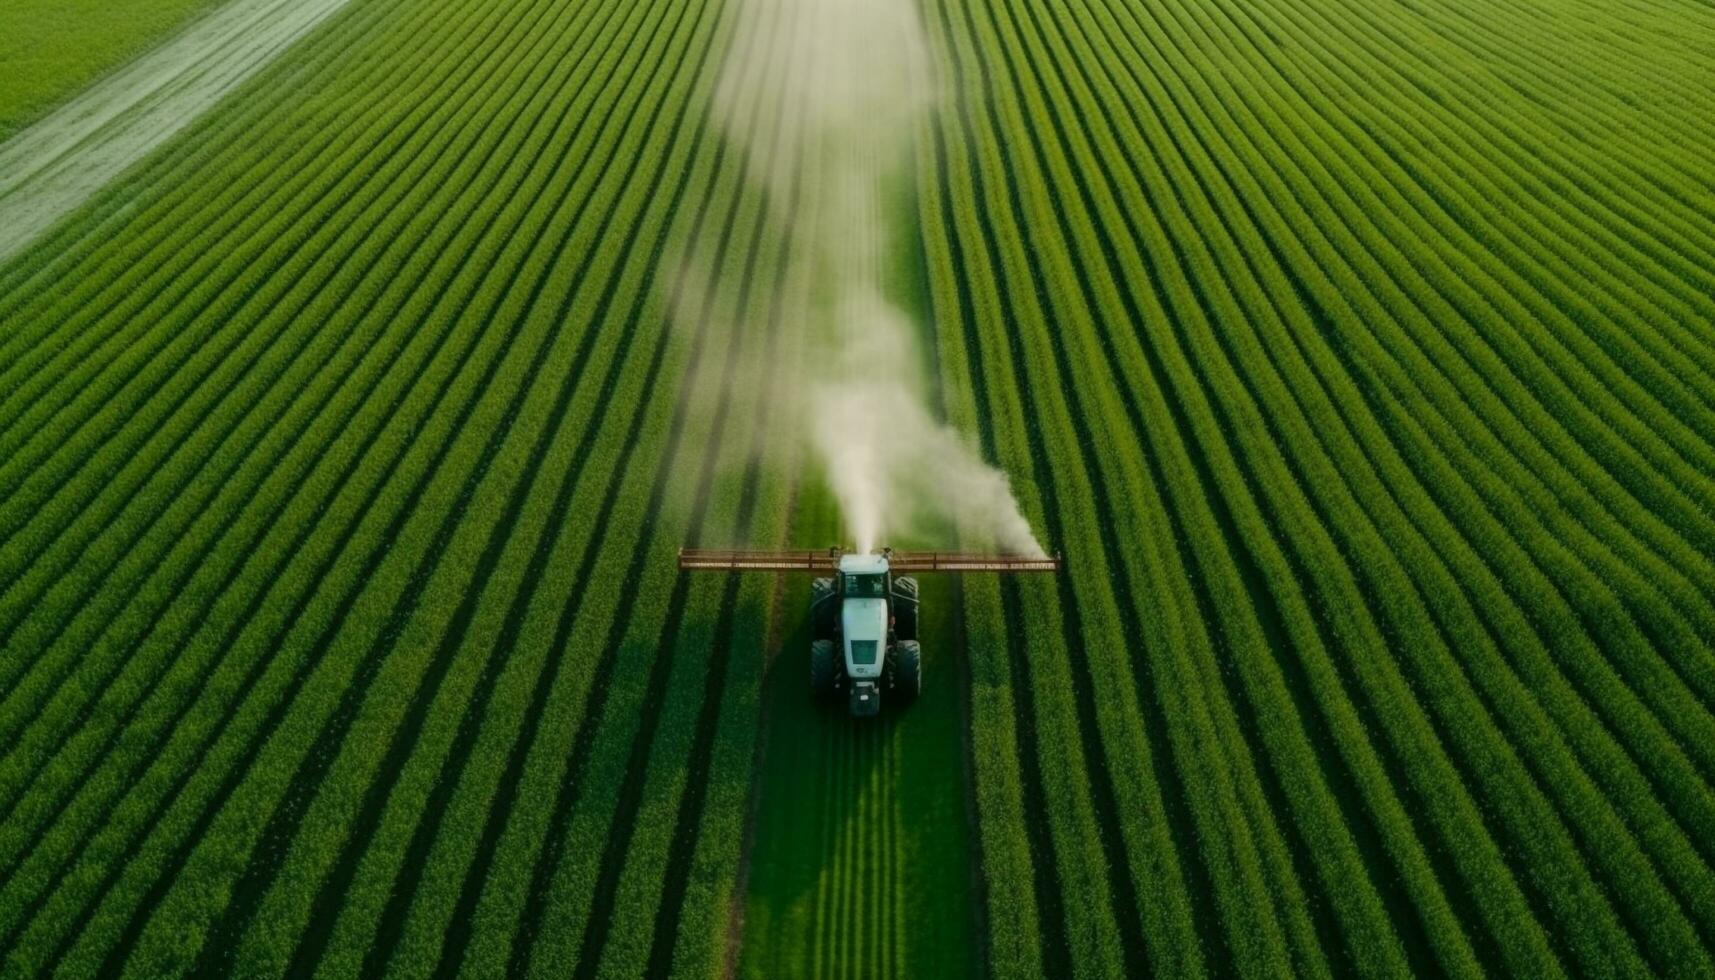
[0,0,527,628]
[0,0,410,412]
[0,0,544,934]
[0,0,362,262]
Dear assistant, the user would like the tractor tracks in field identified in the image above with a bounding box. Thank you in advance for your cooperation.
[0,0,360,263]
[823,717,905,980]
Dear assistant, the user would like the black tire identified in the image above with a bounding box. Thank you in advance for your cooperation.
[811,639,838,698]
[890,575,919,641]
[893,639,921,703]
[810,577,838,642]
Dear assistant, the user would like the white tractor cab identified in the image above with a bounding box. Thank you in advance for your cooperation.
[809,551,920,717]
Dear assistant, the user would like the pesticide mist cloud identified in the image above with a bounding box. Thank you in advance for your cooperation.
[713,0,1044,557]
[808,295,1044,558]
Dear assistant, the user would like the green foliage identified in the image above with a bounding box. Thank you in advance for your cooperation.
[2,0,1714,974]
[0,0,225,141]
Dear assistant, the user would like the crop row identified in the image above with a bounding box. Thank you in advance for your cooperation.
[0,0,545,955]
[1083,0,1715,813]
[489,16,790,977]
[922,0,1715,973]
[5,0,1713,972]
[186,2,741,975]
[1083,0,1715,961]
[928,3,1309,976]
[0,0,805,974]
[0,0,581,812]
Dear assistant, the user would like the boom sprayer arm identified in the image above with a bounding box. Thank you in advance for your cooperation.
[676,547,1061,574]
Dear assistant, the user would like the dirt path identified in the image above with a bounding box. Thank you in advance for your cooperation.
[0,0,355,263]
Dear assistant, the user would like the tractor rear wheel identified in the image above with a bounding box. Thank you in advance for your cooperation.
[894,640,921,704]
[811,639,838,698]
[891,575,919,641]
[810,577,838,641]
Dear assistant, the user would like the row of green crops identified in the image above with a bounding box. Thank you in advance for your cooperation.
[0,0,827,971]
[3,0,1714,972]
[918,0,1715,974]
[0,0,225,140]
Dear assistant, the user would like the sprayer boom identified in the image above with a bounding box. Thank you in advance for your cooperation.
[676,547,1060,573]
[676,549,841,572]
[884,552,1061,572]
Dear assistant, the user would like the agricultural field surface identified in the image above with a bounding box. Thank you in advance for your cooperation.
[0,0,226,141]
[2,0,1714,974]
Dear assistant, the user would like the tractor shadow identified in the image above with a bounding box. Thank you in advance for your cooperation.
[740,585,911,976]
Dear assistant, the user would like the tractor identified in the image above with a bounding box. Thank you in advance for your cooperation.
[809,551,919,717]
[678,547,1060,716]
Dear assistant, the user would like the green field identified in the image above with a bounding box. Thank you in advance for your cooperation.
[737,489,979,980]
[0,0,225,140]
[2,0,1715,974]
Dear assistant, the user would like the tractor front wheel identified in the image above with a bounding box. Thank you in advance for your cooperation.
[811,639,839,698]
[893,640,921,704]
[810,577,838,641]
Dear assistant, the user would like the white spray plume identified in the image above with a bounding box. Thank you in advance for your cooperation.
[713,0,1044,557]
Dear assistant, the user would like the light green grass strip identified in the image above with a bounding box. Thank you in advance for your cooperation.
[0,0,223,139]
[0,0,358,262]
